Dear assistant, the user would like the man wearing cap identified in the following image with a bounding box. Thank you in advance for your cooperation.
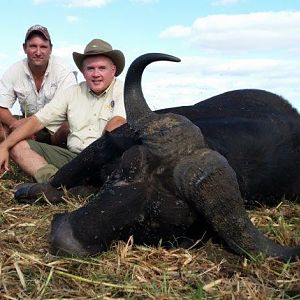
[0,25,77,146]
[0,38,126,183]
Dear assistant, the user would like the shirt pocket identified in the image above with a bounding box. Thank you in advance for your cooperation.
[14,87,30,105]
[100,99,115,122]
[68,105,91,132]
[44,83,58,104]
[14,87,34,115]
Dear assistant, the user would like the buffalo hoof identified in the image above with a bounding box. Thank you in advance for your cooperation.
[14,183,64,204]
[68,185,99,199]
[49,213,90,257]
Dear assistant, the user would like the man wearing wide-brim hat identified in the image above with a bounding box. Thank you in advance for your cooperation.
[0,38,127,183]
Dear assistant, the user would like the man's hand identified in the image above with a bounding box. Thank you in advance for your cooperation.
[0,143,10,174]
[10,118,36,140]
[0,115,44,174]
[9,118,29,131]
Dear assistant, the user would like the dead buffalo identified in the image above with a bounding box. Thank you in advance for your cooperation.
[15,53,300,261]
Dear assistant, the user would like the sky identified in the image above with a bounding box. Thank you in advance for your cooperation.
[1,0,300,114]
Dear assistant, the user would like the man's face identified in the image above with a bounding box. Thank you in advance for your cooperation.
[82,55,116,95]
[23,34,52,69]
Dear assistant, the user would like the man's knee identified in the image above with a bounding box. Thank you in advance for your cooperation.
[10,140,31,159]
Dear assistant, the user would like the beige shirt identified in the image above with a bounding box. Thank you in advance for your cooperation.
[35,79,126,154]
[0,56,77,132]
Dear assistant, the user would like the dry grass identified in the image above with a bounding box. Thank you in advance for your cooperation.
[0,164,299,299]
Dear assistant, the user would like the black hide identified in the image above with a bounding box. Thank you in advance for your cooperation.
[40,54,300,260]
[52,89,300,205]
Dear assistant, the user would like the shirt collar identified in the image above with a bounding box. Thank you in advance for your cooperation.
[23,55,52,78]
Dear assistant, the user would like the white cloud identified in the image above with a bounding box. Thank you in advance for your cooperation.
[131,0,159,3]
[32,0,50,4]
[160,11,300,53]
[52,42,84,63]
[65,0,112,7]
[32,0,112,7]
[212,0,242,6]
[51,42,83,77]
[34,0,159,5]
[160,25,192,38]
[66,15,79,23]
[138,55,300,111]
[0,52,7,59]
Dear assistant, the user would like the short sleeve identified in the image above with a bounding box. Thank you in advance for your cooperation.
[0,67,17,108]
[35,86,72,127]
[112,79,126,119]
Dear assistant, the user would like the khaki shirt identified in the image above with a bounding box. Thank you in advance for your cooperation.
[35,79,126,154]
[0,56,77,132]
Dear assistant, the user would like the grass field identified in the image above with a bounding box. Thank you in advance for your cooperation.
[0,164,299,299]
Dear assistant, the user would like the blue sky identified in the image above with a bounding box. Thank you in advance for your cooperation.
[1,0,300,113]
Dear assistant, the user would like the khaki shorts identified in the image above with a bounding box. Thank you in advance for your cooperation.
[27,140,77,169]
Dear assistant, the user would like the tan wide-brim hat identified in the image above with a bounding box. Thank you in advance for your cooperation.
[73,39,125,76]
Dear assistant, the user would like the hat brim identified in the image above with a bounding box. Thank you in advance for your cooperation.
[72,50,125,77]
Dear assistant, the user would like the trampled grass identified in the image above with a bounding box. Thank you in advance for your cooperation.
[0,164,299,299]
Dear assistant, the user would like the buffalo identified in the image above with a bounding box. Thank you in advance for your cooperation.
[15,53,300,261]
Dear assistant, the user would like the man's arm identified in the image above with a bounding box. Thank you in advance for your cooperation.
[104,116,126,132]
[58,71,77,90]
[0,107,18,128]
[0,115,44,172]
[0,106,33,136]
